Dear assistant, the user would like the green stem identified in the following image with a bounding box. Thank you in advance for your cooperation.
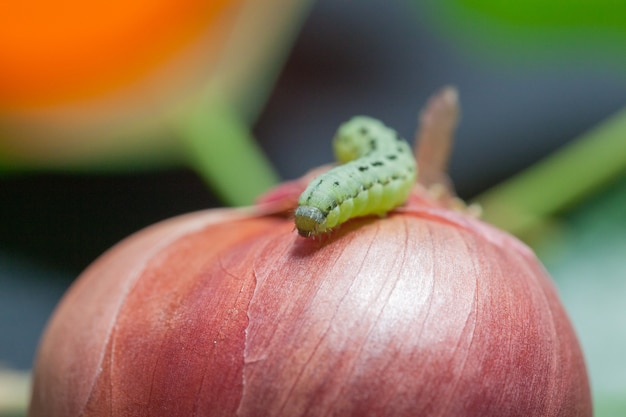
[0,368,30,415]
[474,108,626,237]
[176,92,280,206]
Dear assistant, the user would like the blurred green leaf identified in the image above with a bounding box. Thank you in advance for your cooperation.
[459,0,626,28]
[418,1,626,66]
[475,107,626,240]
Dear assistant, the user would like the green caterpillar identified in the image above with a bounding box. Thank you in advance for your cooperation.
[295,116,417,238]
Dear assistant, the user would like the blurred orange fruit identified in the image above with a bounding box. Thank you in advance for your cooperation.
[0,1,309,175]
[0,1,236,110]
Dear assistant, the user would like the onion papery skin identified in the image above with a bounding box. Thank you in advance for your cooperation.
[28,202,591,416]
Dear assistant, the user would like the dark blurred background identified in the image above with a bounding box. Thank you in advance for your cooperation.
[1,0,625,413]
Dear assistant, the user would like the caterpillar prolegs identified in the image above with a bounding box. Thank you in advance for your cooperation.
[295,116,417,238]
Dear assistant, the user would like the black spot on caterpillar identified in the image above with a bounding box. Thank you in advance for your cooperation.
[295,116,417,237]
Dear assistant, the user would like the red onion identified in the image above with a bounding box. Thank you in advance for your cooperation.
[28,89,591,416]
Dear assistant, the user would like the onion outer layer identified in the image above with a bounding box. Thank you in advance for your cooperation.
[28,199,592,416]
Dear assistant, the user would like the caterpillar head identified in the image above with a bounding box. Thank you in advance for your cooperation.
[294,205,327,238]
